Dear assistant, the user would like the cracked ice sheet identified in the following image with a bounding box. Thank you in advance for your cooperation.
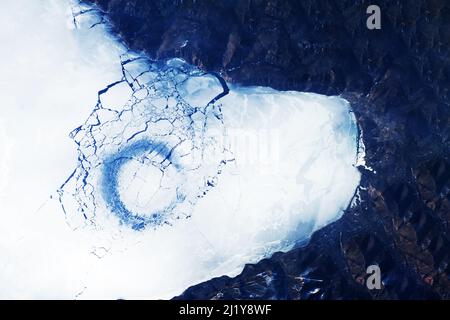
[0,0,360,299]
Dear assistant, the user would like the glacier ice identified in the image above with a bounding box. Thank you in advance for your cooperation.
[0,0,361,299]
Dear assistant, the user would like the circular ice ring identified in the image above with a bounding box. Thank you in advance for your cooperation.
[100,139,181,230]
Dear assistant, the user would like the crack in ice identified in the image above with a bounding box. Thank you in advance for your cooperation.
[58,8,236,230]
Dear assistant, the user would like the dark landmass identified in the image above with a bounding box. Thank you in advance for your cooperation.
[85,0,450,299]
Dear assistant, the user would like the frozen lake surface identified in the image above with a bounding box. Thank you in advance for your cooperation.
[0,0,360,299]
